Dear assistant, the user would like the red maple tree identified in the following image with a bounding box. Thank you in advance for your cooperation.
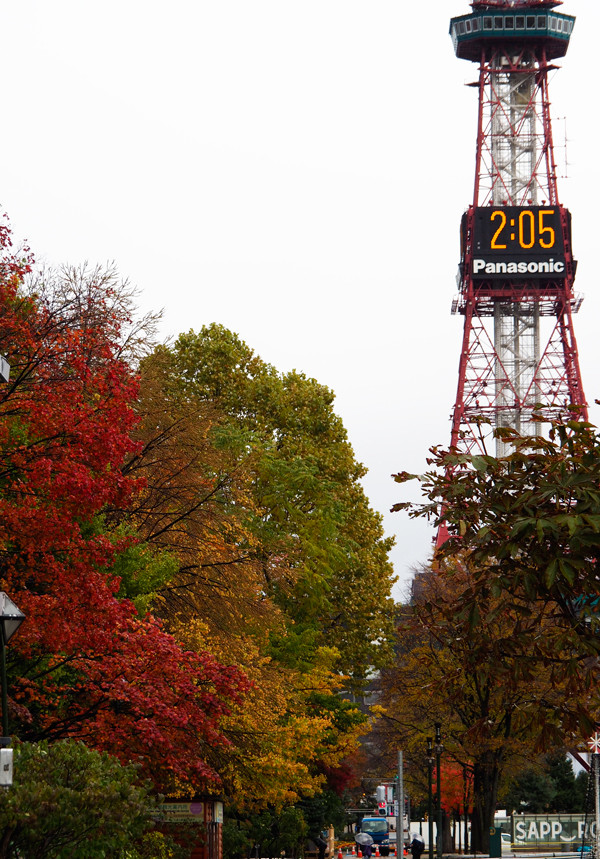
[0,220,248,790]
[437,763,472,814]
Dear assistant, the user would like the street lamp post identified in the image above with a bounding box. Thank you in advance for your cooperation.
[0,592,25,789]
[0,356,9,385]
[434,724,443,859]
[462,765,469,854]
[426,738,434,859]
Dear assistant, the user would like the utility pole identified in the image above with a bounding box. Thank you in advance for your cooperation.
[435,724,443,859]
[592,754,600,856]
[427,738,434,859]
[397,751,404,854]
[587,733,600,858]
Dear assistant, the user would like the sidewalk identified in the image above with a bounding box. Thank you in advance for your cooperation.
[443,853,585,858]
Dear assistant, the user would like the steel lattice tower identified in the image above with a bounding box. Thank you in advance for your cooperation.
[448,0,587,457]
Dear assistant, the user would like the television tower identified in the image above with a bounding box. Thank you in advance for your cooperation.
[448,0,587,456]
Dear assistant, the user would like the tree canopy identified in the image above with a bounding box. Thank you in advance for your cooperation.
[501,752,587,815]
[386,419,600,850]
[115,324,396,806]
[0,219,396,819]
[373,560,575,851]
[393,419,600,735]
[151,324,397,687]
[0,740,154,859]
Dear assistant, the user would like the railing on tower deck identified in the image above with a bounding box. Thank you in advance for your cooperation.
[471,0,562,9]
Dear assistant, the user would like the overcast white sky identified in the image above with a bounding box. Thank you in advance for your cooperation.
[0,1,598,600]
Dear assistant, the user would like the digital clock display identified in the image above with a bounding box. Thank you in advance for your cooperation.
[471,206,569,280]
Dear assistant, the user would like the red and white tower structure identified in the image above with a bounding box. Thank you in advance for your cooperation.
[448,0,586,456]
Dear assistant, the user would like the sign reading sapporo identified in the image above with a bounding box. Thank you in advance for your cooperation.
[513,815,596,845]
[471,206,569,279]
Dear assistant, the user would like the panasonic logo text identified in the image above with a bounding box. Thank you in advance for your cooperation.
[473,259,565,275]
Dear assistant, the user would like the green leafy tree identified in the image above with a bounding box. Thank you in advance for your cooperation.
[503,768,556,814]
[502,752,585,814]
[0,740,154,858]
[126,831,188,859]
[155,323,396,688]
[545,751,582,813]
[224,806,308,859]
[575,770,590,812]
[299,788,347,839]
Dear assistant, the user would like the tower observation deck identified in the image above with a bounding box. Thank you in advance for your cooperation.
[447,0,586,456]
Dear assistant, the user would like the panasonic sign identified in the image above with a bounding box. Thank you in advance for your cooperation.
[468,205,573,280]
[472,258,566,277]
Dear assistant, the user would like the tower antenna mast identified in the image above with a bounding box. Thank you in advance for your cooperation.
[447,1,586,462]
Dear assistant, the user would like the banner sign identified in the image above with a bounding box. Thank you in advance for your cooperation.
[513,815,593,846]
[159,802,205,823]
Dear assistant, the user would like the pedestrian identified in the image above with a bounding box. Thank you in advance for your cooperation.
[410,836,425,859]
[315,835,328,859]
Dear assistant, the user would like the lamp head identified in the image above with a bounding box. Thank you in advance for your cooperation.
[0,593,25,645]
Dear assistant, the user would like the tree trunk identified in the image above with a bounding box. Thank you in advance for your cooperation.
[0,827,14,859]
[470,755,501,853]
[442,812,453,854]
